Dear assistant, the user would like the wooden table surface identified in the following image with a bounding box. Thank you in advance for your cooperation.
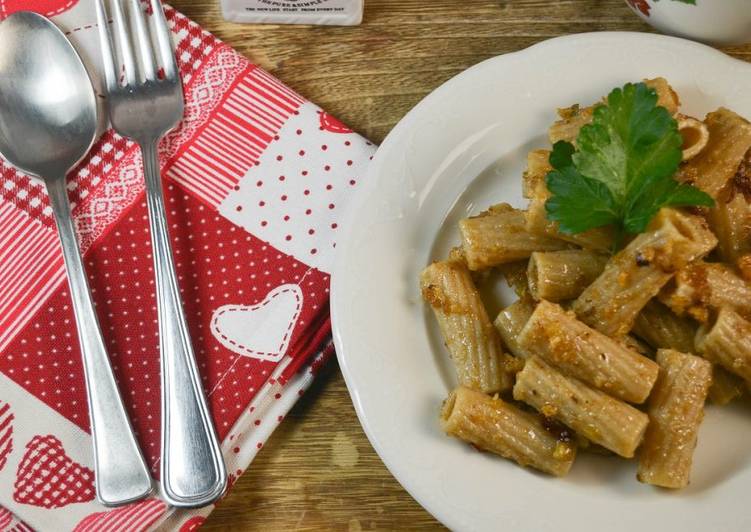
[166,1,751,530]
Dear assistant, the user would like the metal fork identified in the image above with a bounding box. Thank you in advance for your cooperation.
[95,0,227,507]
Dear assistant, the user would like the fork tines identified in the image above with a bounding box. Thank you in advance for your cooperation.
[95,0,177,90]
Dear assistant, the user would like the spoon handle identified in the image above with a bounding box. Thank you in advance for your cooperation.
[46,177,153,506]
[140,141,227,508]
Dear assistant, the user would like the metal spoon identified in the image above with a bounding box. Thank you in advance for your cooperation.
[0,11,152,506]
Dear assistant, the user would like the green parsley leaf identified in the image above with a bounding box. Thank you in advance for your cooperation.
[624,175,714,233]
[544,82,714,240]
[545,141,620,234]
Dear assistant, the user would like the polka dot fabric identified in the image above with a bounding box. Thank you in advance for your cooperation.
[0,183,330,472]
[220,102,376,271]
[0,2,375,529]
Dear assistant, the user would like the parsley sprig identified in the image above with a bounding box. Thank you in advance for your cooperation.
[544,82,713,245]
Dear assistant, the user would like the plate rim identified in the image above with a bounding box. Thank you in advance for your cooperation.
[331,30,751,530]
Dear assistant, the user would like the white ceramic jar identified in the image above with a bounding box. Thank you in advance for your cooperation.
[624,0,751,45]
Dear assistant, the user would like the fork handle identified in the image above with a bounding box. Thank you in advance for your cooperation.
[140,141,227,507]
[47,177,153,507]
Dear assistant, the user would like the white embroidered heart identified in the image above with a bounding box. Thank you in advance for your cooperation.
[210,284,303,362]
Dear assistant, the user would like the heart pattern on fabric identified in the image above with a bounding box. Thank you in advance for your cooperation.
[73,498,167,532]
[318,110,353,134]
[0,0,79,19]
[0,401,13,472]
[210,284,303,362]
[14,435,94,509]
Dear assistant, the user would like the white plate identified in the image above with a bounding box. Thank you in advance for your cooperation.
[331,32,751,532]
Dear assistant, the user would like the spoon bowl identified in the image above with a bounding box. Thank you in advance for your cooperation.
[0,11,152,506]
[0,11,97,181]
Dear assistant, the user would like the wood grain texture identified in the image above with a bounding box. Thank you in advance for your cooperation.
[164,1,751,529]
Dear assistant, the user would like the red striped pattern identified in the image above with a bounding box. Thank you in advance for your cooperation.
[0,402,12,473]
[0,204,64,354]
[167,66,305,207]
[0,507,11,530]
[0,506,33,532]
[8,521,32,532]
[73,499,166,532]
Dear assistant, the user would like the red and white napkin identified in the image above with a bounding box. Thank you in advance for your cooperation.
[0,1,375,530]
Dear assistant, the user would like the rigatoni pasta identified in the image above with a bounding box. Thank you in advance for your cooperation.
[548,77,679,145]
[513,356,649,458]
[459,204,569,271]
[676,108,751,199]
[617,334,654,357]
[646,76,681,115]
[573,208,717,336]
[637,349,712,489]
[738,253,751,282]
[631,300,697,353]
[706,143,751,263]
[549,103,594,145]
[708,366,745,406]
[440,387,576,476]
[517,300,659,403]
[495,260,530,297]
[676,115,710,161]
[420,259,513,393]
[659,262,751,322]
[522,149,551,199]
[527,249,608,301]
[718,148,751,251]
[494,297,535,359]
[706,187,751,263]
[420,79,751,489]
[695,307,751,383]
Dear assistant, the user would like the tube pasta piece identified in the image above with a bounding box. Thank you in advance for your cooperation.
[708,365,744,406]
[637,349,712,489]
[527,249,608,302]
[618,335,654,357]
[646,77,681,115]
[494,297,536,359]
[517,300,659,403]
[548,77,679,145]
[459,204,569,271]
[733,145,751,204]
[706,144,751,264]
[573,208,717,336]
[447,246,467,265]
[659,262,751,323]
[522,149,551,199]
[526,180,615,251]
[549,104,594,145]
[632,300,697,353]
[513,356,649,458]
[496,260,530,298]
[420,259,513,393]
[738,254,751,283]
[440,387,576,477]
[706,187,751,263]
[676,108,751,199]
[736,143,751,193]
[676,115,710,161]
[695,307,751,383]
